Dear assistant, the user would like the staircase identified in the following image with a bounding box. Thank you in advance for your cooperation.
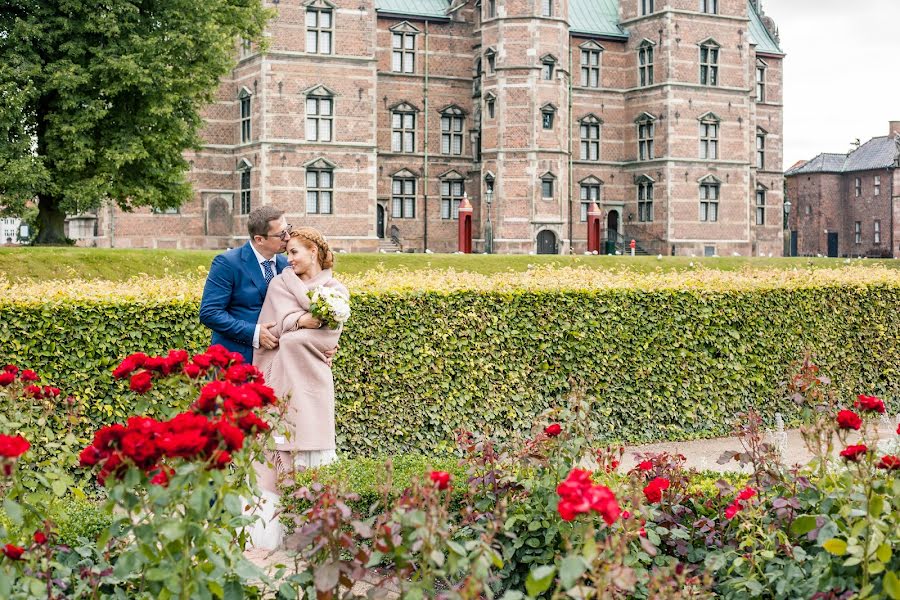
[608,231,658,256]
[378,238,401,253]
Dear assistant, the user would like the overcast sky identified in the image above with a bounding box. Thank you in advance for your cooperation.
[761,0,900,169]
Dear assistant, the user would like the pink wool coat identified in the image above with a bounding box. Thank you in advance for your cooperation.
[253,267,348,454]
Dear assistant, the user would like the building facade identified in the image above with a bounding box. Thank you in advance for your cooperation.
[785,122,900,258]
[79,0,784,255]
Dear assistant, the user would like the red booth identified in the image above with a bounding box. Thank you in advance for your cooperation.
[586,202,602,254]
[457,194,473,253]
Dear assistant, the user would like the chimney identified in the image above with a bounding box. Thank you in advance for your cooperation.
[890,121,900,137]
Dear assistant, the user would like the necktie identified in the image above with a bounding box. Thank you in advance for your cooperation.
[262,260,274,284]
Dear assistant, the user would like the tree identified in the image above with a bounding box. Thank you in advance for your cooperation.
[0,0,271,244]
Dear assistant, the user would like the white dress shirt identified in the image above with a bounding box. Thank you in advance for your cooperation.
[250,244,277,349]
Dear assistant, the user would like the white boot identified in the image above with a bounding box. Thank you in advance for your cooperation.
[245,490,283,550]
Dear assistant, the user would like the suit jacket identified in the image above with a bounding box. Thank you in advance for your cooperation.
[199,241,289,364]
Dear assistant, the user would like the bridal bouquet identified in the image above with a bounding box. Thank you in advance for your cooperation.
[307,287,351,329]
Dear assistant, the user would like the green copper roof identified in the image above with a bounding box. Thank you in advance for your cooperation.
[375,0,450,19]
[570,0,627,39]
[748,2,782,55]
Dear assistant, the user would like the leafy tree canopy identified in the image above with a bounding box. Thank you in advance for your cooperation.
[0,0,271,243]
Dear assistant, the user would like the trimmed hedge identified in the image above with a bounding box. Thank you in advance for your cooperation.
[1,268,899,456]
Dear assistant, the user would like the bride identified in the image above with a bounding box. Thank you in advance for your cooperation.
[248,227,349,549]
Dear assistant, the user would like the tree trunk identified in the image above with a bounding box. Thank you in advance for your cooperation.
[34,194,69,245]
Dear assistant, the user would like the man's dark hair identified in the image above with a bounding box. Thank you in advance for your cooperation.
[248,206,285,238]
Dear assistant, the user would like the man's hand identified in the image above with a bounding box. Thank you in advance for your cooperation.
[323,345,338,368]
[259,322,279,350]
[297,314,322,330]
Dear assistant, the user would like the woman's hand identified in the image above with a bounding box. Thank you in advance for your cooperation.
[297,313,322,329]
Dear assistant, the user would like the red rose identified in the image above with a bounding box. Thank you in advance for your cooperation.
[0,373,14,386]
[79,445,103,467]
[92,424,126,451]
[195,381,233,413]
[836,409,862,430]
[877,455,900,470]
[215,419,245,451]
[737,486,757,501]
[643,477,670,504]
[33,531,47,545]
[211,450,232,469]
[205,345,233,367]
[191,354,213,370]
[3,544,24,560]
[605,459,620,473]
[150,466,174,487]
[225,387,263,410]
[24,385,43,398]
[3,365,18,374]
[544,423,562,437]
[429,470,451,490]
[245,382,277,406]
[19,370,39,382]
[0,435,30,458]
[97,452,126,486]
[854,394,886,414]
[637,460,653,472]
[182,364,201,379]
[42,386,60,398]
[112,353,147,379]
[839,444,868,462]
[237,413,270,434]
[129,371,153,394]
[555,468,620,524]
[724,501,741,520]
[585,484,620,525]
[120,432,160,467]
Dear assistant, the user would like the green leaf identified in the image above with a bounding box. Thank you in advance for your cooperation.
[822,538,848,556]
[790,515,818,536]
[877,543,892,563]
[525,565,556,597]
[2,499,22,526]
[559,556,587,589]
[884,571,900,600]
[869,494,885,518]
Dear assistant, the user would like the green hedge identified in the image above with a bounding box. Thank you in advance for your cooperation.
[1,283,899,455]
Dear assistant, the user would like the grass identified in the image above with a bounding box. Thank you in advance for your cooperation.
[0,247,897,281]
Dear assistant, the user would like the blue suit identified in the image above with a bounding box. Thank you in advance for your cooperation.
[199,241,289,364]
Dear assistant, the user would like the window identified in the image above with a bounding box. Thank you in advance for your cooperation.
[854,177,861,197]
[875,220,882,244]
[638,181,654,222]
[305,95,333,142]
[541,60,554,80]
[641,0,654,15]
[391,177,416,218]
[306,169,333,214]
[638,43,654,86]
[486,50,496,74]
[805,204,811,216]
[391,109,416,153]
[541,0,552,16]
[756,60,766,101]
[440,180,465,219]
[541,174,555,198]
[854,221,862,244]
[541,105,556,129]
[239,91,251,143]
[580,48,601,87]
[306,7,333,54]
[700,0,717,13]
[755,187,766,225]
[637,116,654,160]
[440,109,464,155]
[700,43,719,86]
[699,181,719,222]
[704,245,715,257]
[240,38,252,59]
[391,32,416,73]
[578,183,600,221]
[486,98,495,119]
[240,169,251,215]
[487,0,496,17]
[580,118,600,161]
[874,176,881,196]
[756,131,765,169]
[699,118,718,159]
[152,206,179,215]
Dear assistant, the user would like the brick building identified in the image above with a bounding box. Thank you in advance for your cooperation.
[785,122,900,258]
[78,0,784,255]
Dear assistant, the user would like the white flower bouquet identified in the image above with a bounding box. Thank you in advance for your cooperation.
[307,287,351,329]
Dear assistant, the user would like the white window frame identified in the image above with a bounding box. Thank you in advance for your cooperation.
[580,46,601,88]
[699,117,719,159]
[579,182,600,222]
[756,131,766,169]
[440,179,465,219]
[756,59,767,102]
[391,108,416,153]
[580,117,601,161]
[306,169,334,214]
[391,177,416,218]
[306,7,333,54]
[541,173,556,199]
[440,108,464,156]
[638,180,654,222]
[854,177,861,197]
[239,90,251,143]
[875,220,882,244]
[854,221,862,244]
[874,175,881,196]
[239,168,251,215]
[638,42,654,86]
[699,181,720,222]
[755,187,766,225]
[700,0,717,14]
[641,0,654,15]
[305,94,334,142]
[391,32,416,73]
[636,115,655,161]
[700,42,719,86]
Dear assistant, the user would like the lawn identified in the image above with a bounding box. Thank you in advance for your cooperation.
[0,246,896,281]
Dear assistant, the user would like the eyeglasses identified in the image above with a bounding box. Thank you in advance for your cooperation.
[264,224,293,241]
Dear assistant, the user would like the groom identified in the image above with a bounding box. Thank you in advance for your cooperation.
[200,206,292,365]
